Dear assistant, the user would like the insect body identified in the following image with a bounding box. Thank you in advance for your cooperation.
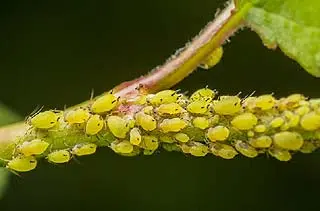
[254,94,276,110]
[65,108,91,124]
[30,111,59,129]
[273,131,304,150]
[187,100,210,114]
[18,139,50,156]
[135,112,157,131]
[300,112,320,131]
[190,88,216,102]
[91,92,118,114]
[210,143,238,159]
[231,113,258,130]
[111,140,134,154]
[47,150,71,164]
[141,135,159,151]
[148,90,179,105]
[249,135,272,148]
[189,142,208,157]
[159,118,187,133]
[6,156,37,172]
[268,148,291,161]
[85,114,104,135]
[206,126,230,142]
[234,140,258,158]
[107,116,130,138]
[72,143,97,156]
[199,47,223,70]
[192,117,210,130]
[129,127,142,145]
[157,103,185,115]
[213,96,241,115]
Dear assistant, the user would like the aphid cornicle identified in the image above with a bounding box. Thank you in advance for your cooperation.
[6,156,37,172]
[135,112,157,131]
[18,139,50,156]
[159,118,187,133]
[231,113,258,130]
[47,150,71,164]
[149,90,179,105]
[72,143,97,156]
[30,110,59,129]
[107,116,130,138]
[85,114,104,135]
[213,96,241,115]
[65,108,91,124]
[91,92,118,114]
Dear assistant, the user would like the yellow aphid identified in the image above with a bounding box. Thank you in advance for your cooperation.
[310,99,320,109]
[300,142,317,154]
[247,131,255,137]
[135,112,157,131]
[189,142,208,157]
[107,116,130,138]
[149,90,179,105]
[134,95,147,105]
[186,100,209,114]
[190,88,216,101]
[269,117,284,128]
[18,139,49,156]
[111,140,134,154]
[142,135,159,151]
[278,94,305,110]
[234,140,258,158]
[192,117,210,130]
[213,96,241,115]
[254,124,267,133]
[30,111,59,129]
[300,112,320,131]
[273,131,304,150]
[268,149,291,162]
[255,94,275,110]
[249,135,272,148]
[72,143,97,156]
[180,144,191,153]
[91,93,118,114]
[283,111,300,128]
[209,115,220,125]
[157,103,184,115]
[210,143,238,159]
[142,106,154,114]
[199,47,223,70]
[6,156,37,172]
[242,96,257,112]
[206,126,230,142]
[159,135,175,143]
[85,114,104,135]
[174,133,190,143]
[231,113,258,130]
[129,127,141,145]
[159,118,187,133]
[47,150,71,164]
[65,108,90,124]
[295,106,310,116]
[280,122,290,131]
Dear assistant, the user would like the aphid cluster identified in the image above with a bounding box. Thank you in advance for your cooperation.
[1,88,320,173]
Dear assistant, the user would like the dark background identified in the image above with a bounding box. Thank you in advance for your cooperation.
[0,0,319,210]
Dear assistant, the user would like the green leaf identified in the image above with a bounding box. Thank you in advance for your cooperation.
[236,0,320,77]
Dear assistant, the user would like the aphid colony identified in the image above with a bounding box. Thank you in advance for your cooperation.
[1,89,320,173]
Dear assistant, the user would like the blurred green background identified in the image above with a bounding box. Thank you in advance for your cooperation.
[0,0,320,210]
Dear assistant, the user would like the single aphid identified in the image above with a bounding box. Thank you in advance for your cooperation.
[231,113,258,130]
[268,148,291,162]
[300,112,320,131]
[254,124,267,133]
[234,140,258,158]
[159,135,175,143]
[277,94,306,110]
[283,111,300,128]
[189,142,209,157]
[294,106,310,116]
[111,140,134,154]
[179,144,191,153]
[269,117,285,128]
[247,131,255,138]
[30,110,59,129]
[255,94,276,110]
[142,106,154,114]
[213,96,241,115]
[192,117,210,130]
[6,156,37,172]
[159,118,187,133]
[157,103,185,115]
[141,135,159,151]
[186,100,210,114]
[135,112,157,131]
[149,90,179,105]
[107,116,130,138]
[300,142,317,154]
[249,135,272,148]
[65,108,91,124]
[174,133,190,143]
[72,143,97,156]
[47,150,71,164]
[199,47,223,70]
[129,127,142,146]
[210,143,238,159]
[242,96,257,112]
[18,139,50,156]
[190,87,217,102]
[273,131,304,150]
[206,126,230,142]
[85,114,104,135]
[91,92,118,114]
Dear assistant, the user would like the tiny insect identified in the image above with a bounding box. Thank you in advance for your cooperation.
[6,156,37,172]
[249,135,272,148]
[47,149,71,164]
[206,126,230,142]
[294,106,310,116]
[85,114,104,135]
[269,117,285,128]
[273,131,304,150]
[141,135,159,151]
[111,140,134,154]
[65,108,91,124]
[174,133,190,143]
[107,116,130,138]
[190,87,217,102]
[129,127,142,145]
[149,90,179,105]
[72,143,97,156]
[159,118,188,133]
[268,148,291,162]
[199,47,223,70]
[254,94,276,110]
[135,112,157,131]
[213,96,241,115]
[254,124,267,133]
[18,139,50,156]
[159,135,176,143]
[157,103,185,116]
[187,100,210,114]
[300,112,320,131]
[210,143,238,159]
[189,142,209,157]
[277,94,306,110]
[234,140,258,158]
[192,117,210,130]
[30,110,60,129]
[91,92,119,114]
[231,113,258,130]
[299,142,317,154]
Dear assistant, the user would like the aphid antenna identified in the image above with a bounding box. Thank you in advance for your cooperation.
[26,105,44,121]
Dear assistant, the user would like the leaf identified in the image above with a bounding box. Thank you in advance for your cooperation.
[235,0,320,77]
